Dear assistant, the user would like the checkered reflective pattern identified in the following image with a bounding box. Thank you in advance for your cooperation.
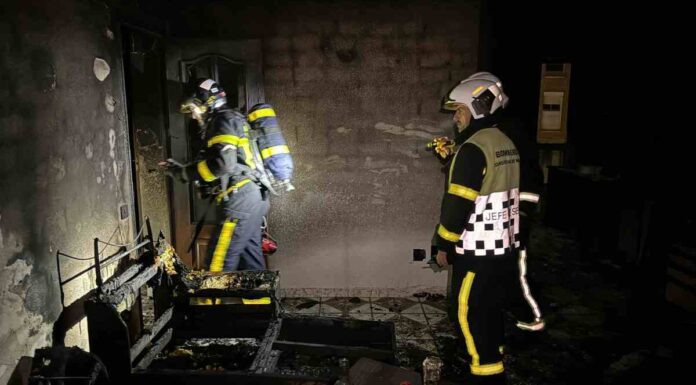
[456,188,521,256]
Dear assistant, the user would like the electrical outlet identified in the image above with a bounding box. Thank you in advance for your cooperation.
[119,204,129,220]
[413,248,426,262]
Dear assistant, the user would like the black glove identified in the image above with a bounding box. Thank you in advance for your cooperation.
[160,159,191,183]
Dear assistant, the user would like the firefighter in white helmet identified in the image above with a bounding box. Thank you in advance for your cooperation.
[465,72,545,332]
[467,72,509,107]
[426,72,508,160]
[434,74,519,384]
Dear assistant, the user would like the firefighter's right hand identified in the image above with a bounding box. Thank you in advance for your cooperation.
[436,250,449,267]
[427,137,455,160]
[159,159,190,183]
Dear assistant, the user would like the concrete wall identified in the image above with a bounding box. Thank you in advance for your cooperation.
[166,0,481,294]
[0,0,136,382]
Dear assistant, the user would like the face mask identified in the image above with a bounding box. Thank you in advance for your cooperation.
[180,98,209,130]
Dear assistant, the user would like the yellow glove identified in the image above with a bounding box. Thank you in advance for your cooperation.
[427,137,455,159]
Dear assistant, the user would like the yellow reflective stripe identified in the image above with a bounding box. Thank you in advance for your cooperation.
[448,183,479,201]
[209,219,237,272]
[240,140,256,169]
[197,160,216,182]
[191,297,220,305]
[459,272,479,366]
[242,297,271,305]
[261,145,290,159]
[471,362,504,376]
[472,85,484,95]
[248,108,276,122]
[233,178,251,189]
[208,135,240,147]
[238,124,256,169]
[448,147,461,185]
[216,179,252,203]
[438,224,460,243]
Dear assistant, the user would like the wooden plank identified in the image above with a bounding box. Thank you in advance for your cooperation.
[273,340,393,361]
[102,263,142,293]
[134,328,173,370]
[131,368,330,384]
[85,301,132,379]
[349,358,422,385]
[250,319,282,373]
[130,307,174,362]
[277,316,395,350]
[102,264,159,305]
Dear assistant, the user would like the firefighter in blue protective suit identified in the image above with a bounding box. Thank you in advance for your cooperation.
[166,78,270,272]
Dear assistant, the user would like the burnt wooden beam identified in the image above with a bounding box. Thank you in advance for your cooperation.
[130,306,174,363]
[101,264,159,305]
[84,301,132,379]
[250,319,282,373]
[273,340,394,361]
[134,327,173,370]
[130,369,331,384]
[101,263,144,294]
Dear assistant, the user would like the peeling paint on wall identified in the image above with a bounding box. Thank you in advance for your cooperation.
[108,129,116,158]
[50,156,66,182]
[404,121,444,134]
[324,155,347,168]
[363,156,409,175]
[105,95,116,113]
[100,161,106,181]
[375,122,435,140]
[395,148,421,159]
[93,58,110,81]
[1,254,54,380]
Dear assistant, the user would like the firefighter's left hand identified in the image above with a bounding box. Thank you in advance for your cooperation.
[436,250,449,267]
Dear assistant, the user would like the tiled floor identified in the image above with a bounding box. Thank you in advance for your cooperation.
[277,225,669,384]
[280,294,459,370]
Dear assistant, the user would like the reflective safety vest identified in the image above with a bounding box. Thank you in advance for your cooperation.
[455,127,521,256]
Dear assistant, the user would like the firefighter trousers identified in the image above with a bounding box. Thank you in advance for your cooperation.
[450,253,518,378]
[205,182,270,272]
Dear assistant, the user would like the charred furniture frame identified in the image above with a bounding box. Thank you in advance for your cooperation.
[78,219,396,384]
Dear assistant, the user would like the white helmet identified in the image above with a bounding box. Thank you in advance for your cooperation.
[468,72,509,108]
[443,75,506,119]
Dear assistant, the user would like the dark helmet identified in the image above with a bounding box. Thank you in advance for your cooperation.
[180,78,227,126]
